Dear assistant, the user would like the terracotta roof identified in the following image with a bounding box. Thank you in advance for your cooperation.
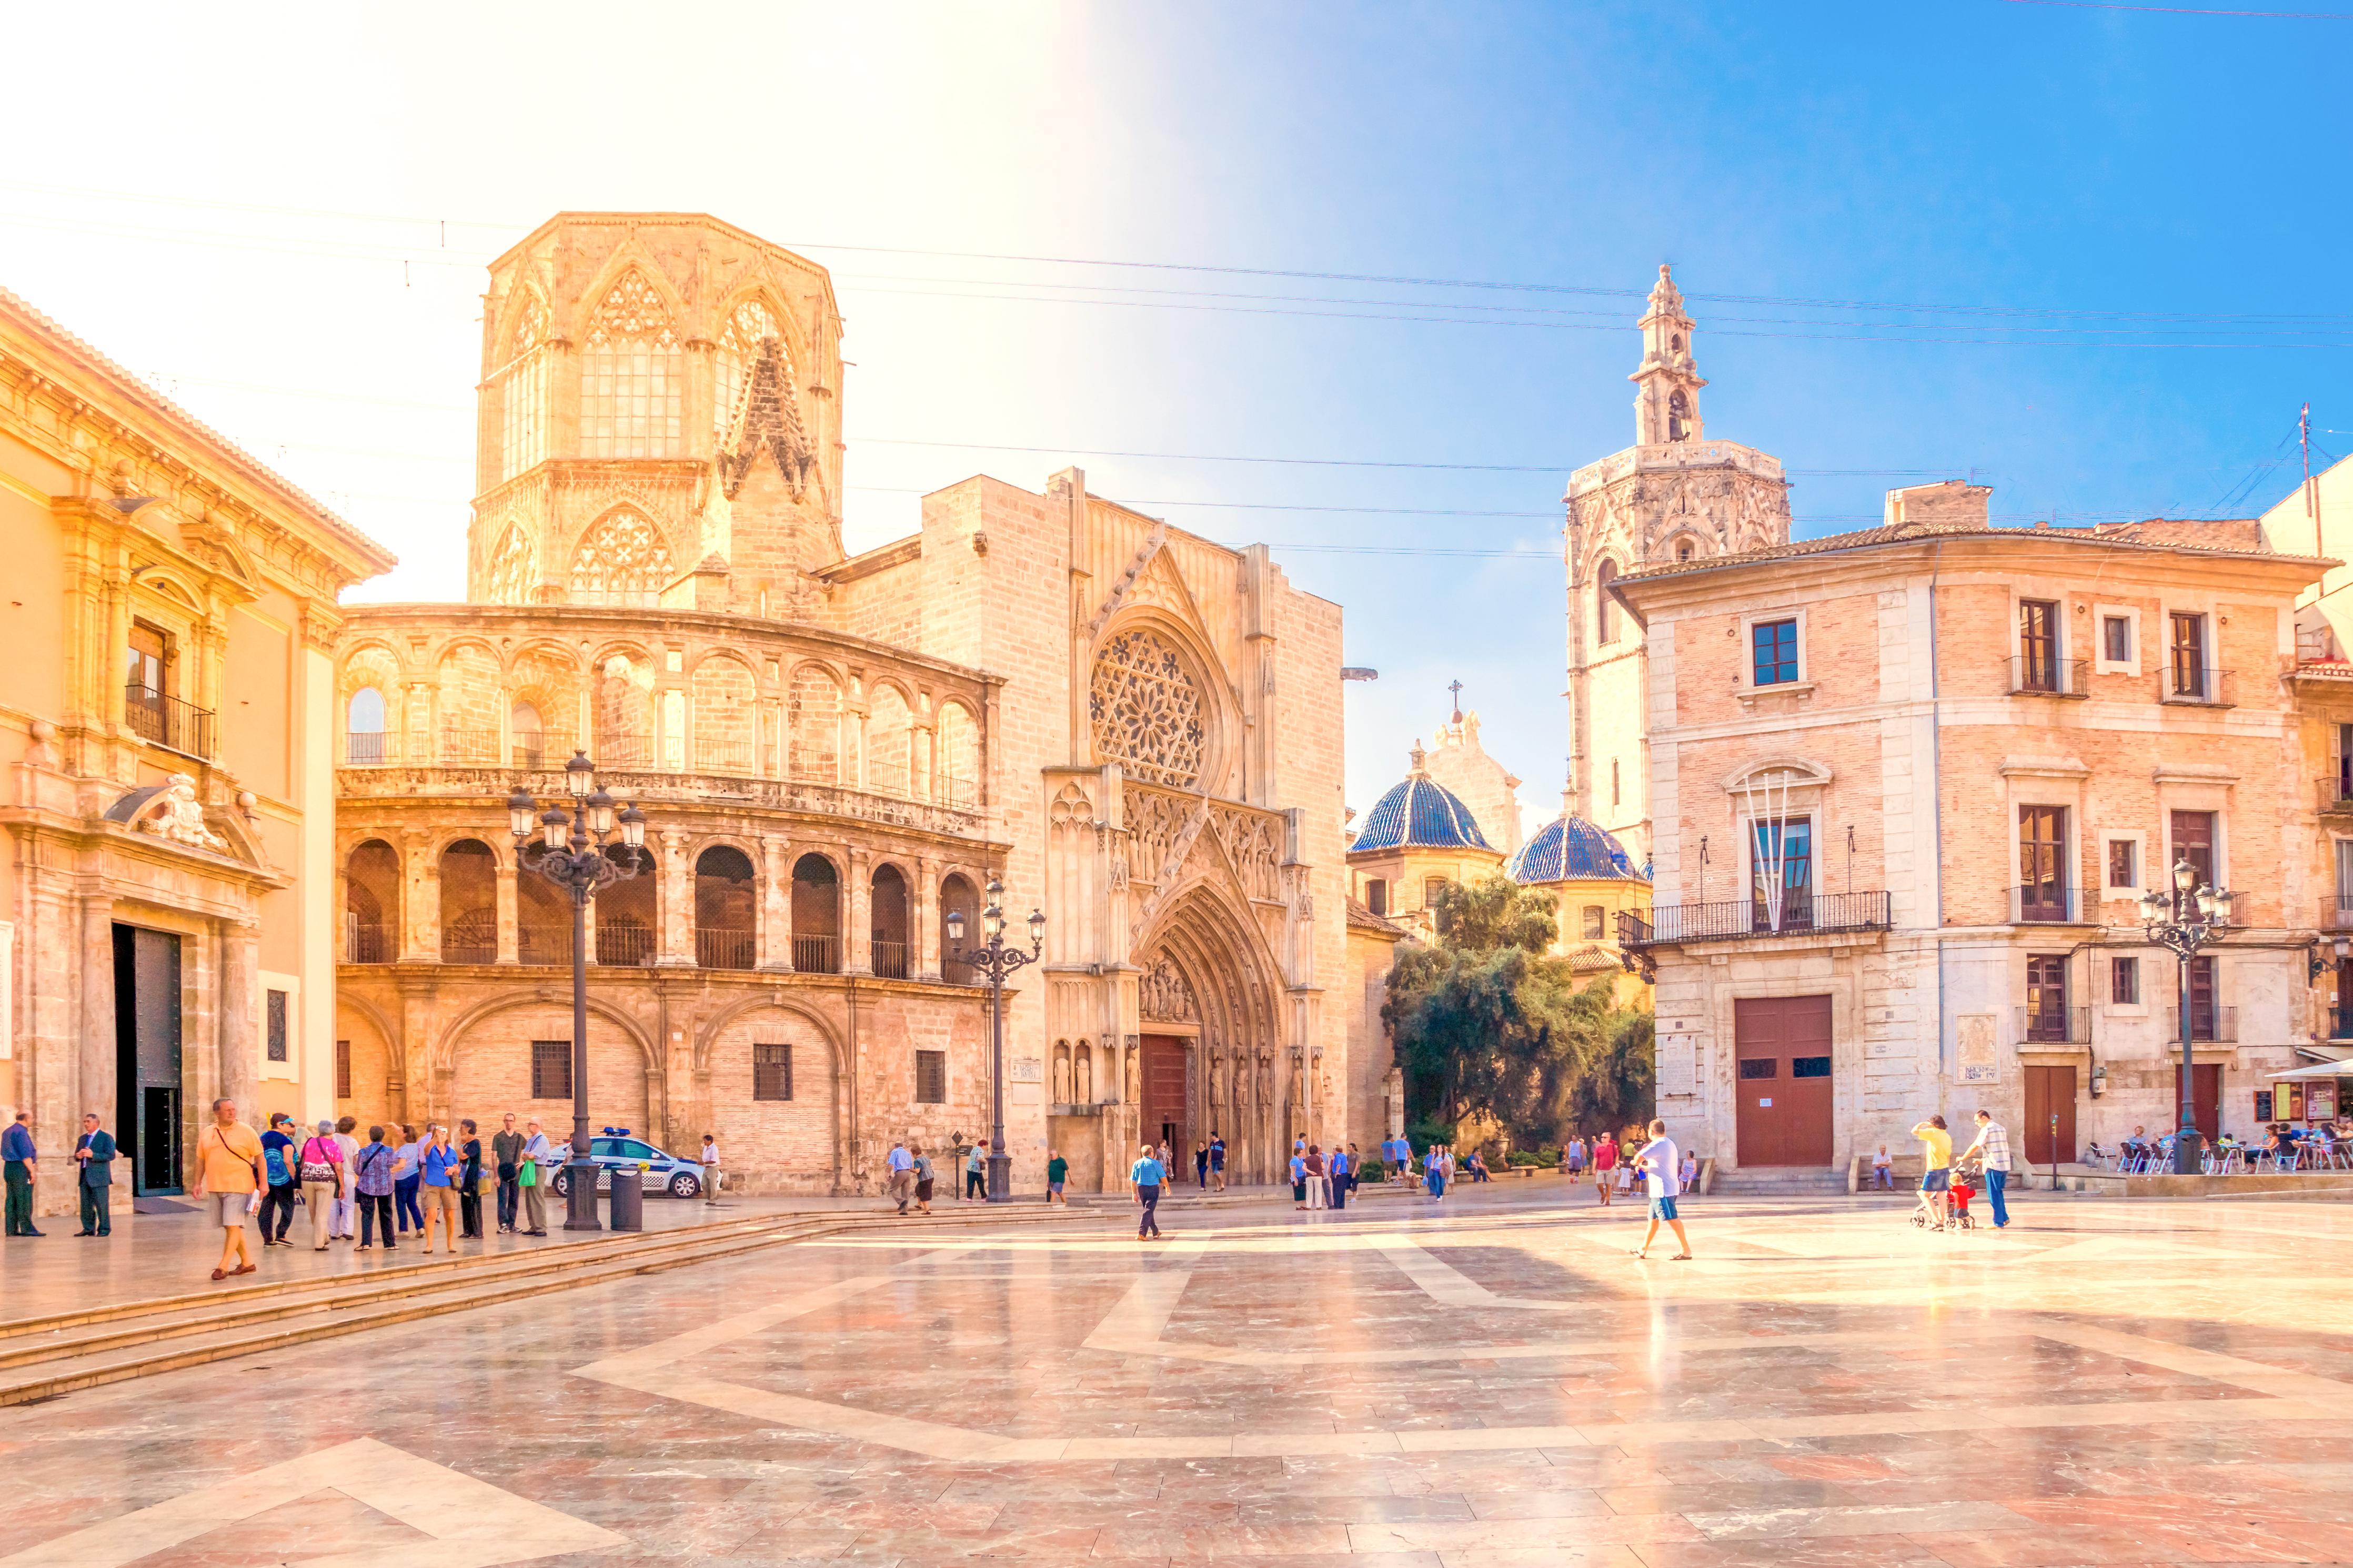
[0,286,396,576]
[1563,943,1625,971]
[1617,516,2324,587]
[1345,897,1410,938]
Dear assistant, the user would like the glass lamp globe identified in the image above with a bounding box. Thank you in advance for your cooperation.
[507,786,537,838]
[540,805,571,851]
[946,908,966,945]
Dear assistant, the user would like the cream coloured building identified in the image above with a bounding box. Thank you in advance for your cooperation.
[333,213,1354,1195]
[0,288,393,1215]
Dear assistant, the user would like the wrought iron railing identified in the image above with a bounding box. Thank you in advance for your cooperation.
[594,734,658,770]
[346,731,393,765]
[441,911,497,964]
[345,922,391,964]
[2015,1004,2091,1045]
[870,937,910,979]
[2009,655,2089,698]
[697,927,756,970]
[438,727,501,765]
[596,923,656,966]
[511,735,571,771]
[1616,891,1892,949]
[517,923,568,965]
[2010,883,2083,924]
[695,739,756,776]
[943,954,980,986]
[124,683,215,758]
[792,934,841,974]
[2163,666,2234,707]
[2164,1004,2237,1044]
[937,774,978,808]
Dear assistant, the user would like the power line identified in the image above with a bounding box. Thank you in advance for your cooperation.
[1995,0,2353,17]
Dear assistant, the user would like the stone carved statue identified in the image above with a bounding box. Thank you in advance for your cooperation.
[1125,1049,1140,1104]
[1209,1055,1226,1107]
[138,773,228,853]
[1074,1045,1092,1104]
[1052,1045,1072,1105]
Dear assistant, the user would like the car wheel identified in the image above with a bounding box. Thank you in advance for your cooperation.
[668,1172,700,1200]
[550,1170,569,1198]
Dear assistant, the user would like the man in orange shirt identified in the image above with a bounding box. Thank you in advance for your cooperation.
[192,1097,264,1281]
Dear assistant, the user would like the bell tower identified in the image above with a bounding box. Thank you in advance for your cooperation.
[1631,265,1705,447]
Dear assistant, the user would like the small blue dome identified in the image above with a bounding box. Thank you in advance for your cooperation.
[1354,773,1492,853]
[1505,813,1646,884]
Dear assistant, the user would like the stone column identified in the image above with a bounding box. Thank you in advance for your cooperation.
[913,856,940,981]
[843,847,872,976]
[758,836,791,972]
[401,833,435,964]
[219,921,259,1120]
[495,853,519,964]
[78,899,115,1135]
[656,830,693,967]
[397,980,433,1126]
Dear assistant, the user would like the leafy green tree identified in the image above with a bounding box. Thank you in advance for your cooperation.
[1383,874,1653,1145]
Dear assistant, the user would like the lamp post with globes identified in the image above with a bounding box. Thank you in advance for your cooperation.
[945,876,1045,1202]
[2138,857,2233,1176]
[507,752,647,1231]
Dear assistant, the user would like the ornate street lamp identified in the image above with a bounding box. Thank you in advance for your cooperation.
[2138,857,2233,1176]
[507,752,647,1230]
[946,876,1045,1202]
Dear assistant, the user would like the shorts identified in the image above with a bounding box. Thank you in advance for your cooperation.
[210,1191,252,1228]
[1049,1181,1064,1195]
[1648,1194,1679,1221]
[1921,1168,1950,1192]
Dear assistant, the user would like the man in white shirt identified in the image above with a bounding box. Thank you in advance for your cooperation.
[1632,1118,1693,1260]
[700,1134,722,1205]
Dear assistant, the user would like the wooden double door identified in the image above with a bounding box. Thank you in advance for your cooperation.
[1733,996,1834,1167]
[1139,1035,1191,1157]
[2023,1065,2077,1165]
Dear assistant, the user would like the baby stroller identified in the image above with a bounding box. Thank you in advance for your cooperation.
[1908,1167,1978,1231]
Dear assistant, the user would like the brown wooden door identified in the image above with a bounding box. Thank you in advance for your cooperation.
[1733,995,1834,1166]
[2023,1065,2077,1165]
[1139,1035,1190,1156]
[2171,1062,2221,1142]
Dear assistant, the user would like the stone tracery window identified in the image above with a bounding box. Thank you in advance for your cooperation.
[568,508,673,606]
[1089,627,1204,789]
[580,268,683,459]
[497,292,551,481]
[714,297,783,441]
[485,523,536,605]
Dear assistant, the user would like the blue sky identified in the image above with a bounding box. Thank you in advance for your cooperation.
[1,1,2345,827]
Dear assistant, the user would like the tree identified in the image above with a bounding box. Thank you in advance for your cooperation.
[1383,874,1652,1146]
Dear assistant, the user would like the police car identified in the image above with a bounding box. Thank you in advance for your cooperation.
[546,1128,705,1199]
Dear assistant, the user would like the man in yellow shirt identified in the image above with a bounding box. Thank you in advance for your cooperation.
[1910,1115,1954,1230]
[192,1097,264,1281]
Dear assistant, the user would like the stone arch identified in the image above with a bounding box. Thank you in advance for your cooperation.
[869,861,910,978]
[334,991,402,1125]
[690,651,759,774]
[345,839,401,964]
[694,844,758,970]
[592,650,658,769]
[485,523,538,606]
[435,640,504,762]
[692,995,848,1195]
[1088,608,1233,795]
[569,507,675,607]
[936,699,980,807]
[433,992,660,1134]
[1594,556,1624,646]
[866,680,914,796]
[791,851,842,973]
[1133,877,1290,1182]
[939,871,981,985]
[439,838,499,964]
[787,660,844,784]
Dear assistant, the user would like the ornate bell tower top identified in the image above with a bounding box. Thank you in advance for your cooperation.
[1631,264,1705,447]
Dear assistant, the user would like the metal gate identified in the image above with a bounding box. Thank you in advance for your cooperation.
[1733,995,1834,1167]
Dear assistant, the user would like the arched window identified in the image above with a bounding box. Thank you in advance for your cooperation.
[345,840,400,963]
[1595,559,1620,645]
[511,701,544,768]
[714,297,783,441]
[497,292,550,481]
[440,840,497,963]
[580,269,682,458]
[1089,628,1205,788]
[486,524,537,606]
[569,509,673,607]
[594,654,654,768]
[691,656,758,774]
[1670,333,1684,353]
[791,854,840,974]
[867,685,911,796]
[1676,540,1695,563]
[940,873,980,985]
[1667,389,1691,442]
[594,863,657,966]
[937,702,979,807]
[788,664,842,783]
[695,846,757,970]
[346,687,388,765]
[870,864,909,978]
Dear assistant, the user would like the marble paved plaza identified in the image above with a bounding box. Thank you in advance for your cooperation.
[7,1183,2353,1566]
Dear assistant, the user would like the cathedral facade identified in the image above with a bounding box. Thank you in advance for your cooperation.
[332,214,1350,1195]
[1564,267,1793,864]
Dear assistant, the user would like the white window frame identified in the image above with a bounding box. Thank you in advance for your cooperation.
[1738,608,1809,691]
[259,969,300,1083]
[2099,831,2147,901]
[2094,604,2139,676]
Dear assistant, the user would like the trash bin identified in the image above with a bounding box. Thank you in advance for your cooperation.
[608,1166,645,1231]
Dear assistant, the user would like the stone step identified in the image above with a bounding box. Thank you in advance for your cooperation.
[1708,1169,1851,1193]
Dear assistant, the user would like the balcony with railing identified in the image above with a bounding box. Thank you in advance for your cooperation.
[517,923,568,965]
[937,774,977,809]
[695,739,756,776]
[345,922,391,964]
[2164,1004,2237,1044]
[594,733,659,771]
[346,731,394,765]
[2010,883,2085,924]
[124,683,215,759]
[942,953,980,986]
[2320,897,2353,933]
[870,937,910,979]
[792,934,841,974]
[1616,891,1892,950]
[2009,655,2089,699]
[2327,1005,2353,1041]
[2015,1004,2091,1045]
[596,923,656,967]
[440,911,497,964]
[2162,665,2235,709]
[510,734,571,771]
[696,927,757,970]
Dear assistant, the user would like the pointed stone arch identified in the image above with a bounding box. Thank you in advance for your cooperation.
[1133,873,1292,1183]
[568,507,675,607]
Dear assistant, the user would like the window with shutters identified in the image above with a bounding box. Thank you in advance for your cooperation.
[753,1043,793,1101]
[2018,599,2060,691]
[531,1040,572,1100]
[2111,957,2139,1006]
[2337,839,2353,916]
[1582,905,1605,940]
[915,1049,947,1104]
[266,989,288,1063]
[2169,611,2208,699]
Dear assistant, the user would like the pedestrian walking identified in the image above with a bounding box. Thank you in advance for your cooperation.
[912,1144,936,1213]
[1424,1142,1446,1200]
[192,1098,263,1281]
[700,1133,723,1203]
[1963,1109,2014,1228]
[1631,1119,1693,1260]
[1872,1144,1894,1190]
[1305,1145,1328,1209]
[1047,1148,1068,1204]
[298,1119,346,1250]
[492,1114,525,1232]
[1194,1140,1210,1190]
[1209,1132,1226,1191]
[1329,1143,1349,1210]
[963,1140,986,1200]
[390,1125,424,1234]
[353,1126,397,1250]
[1157,1139,1173,1180]
[1290,1146,1309,1209]
[1566,1136,1587,1179]
[887,1139,915,1215]
[4,1109,39,1237]
[458,1119,486,1239]
[73,1112,117,1237]
[1592,1130,1617,1206]
[258,1112,299,1247]
[1131,1142,1165,1239]
[1912,1115,1955,1230]
[519,1119,551,1235]
[419,1124,462,1254]
[332,1116,361,1238]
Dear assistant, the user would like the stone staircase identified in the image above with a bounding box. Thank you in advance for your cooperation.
[1705,1166,1855,1197]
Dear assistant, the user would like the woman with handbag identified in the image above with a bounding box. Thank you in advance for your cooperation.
[518,1119,550,1236]
[353,1126,397,1251]
[297,1119,346,1251]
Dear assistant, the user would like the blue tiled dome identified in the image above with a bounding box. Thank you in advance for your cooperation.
[1505,813,1646,884]
[1354,773,1492,853]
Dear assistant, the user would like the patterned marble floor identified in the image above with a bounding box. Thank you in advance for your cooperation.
[6,1183,2353,1567]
